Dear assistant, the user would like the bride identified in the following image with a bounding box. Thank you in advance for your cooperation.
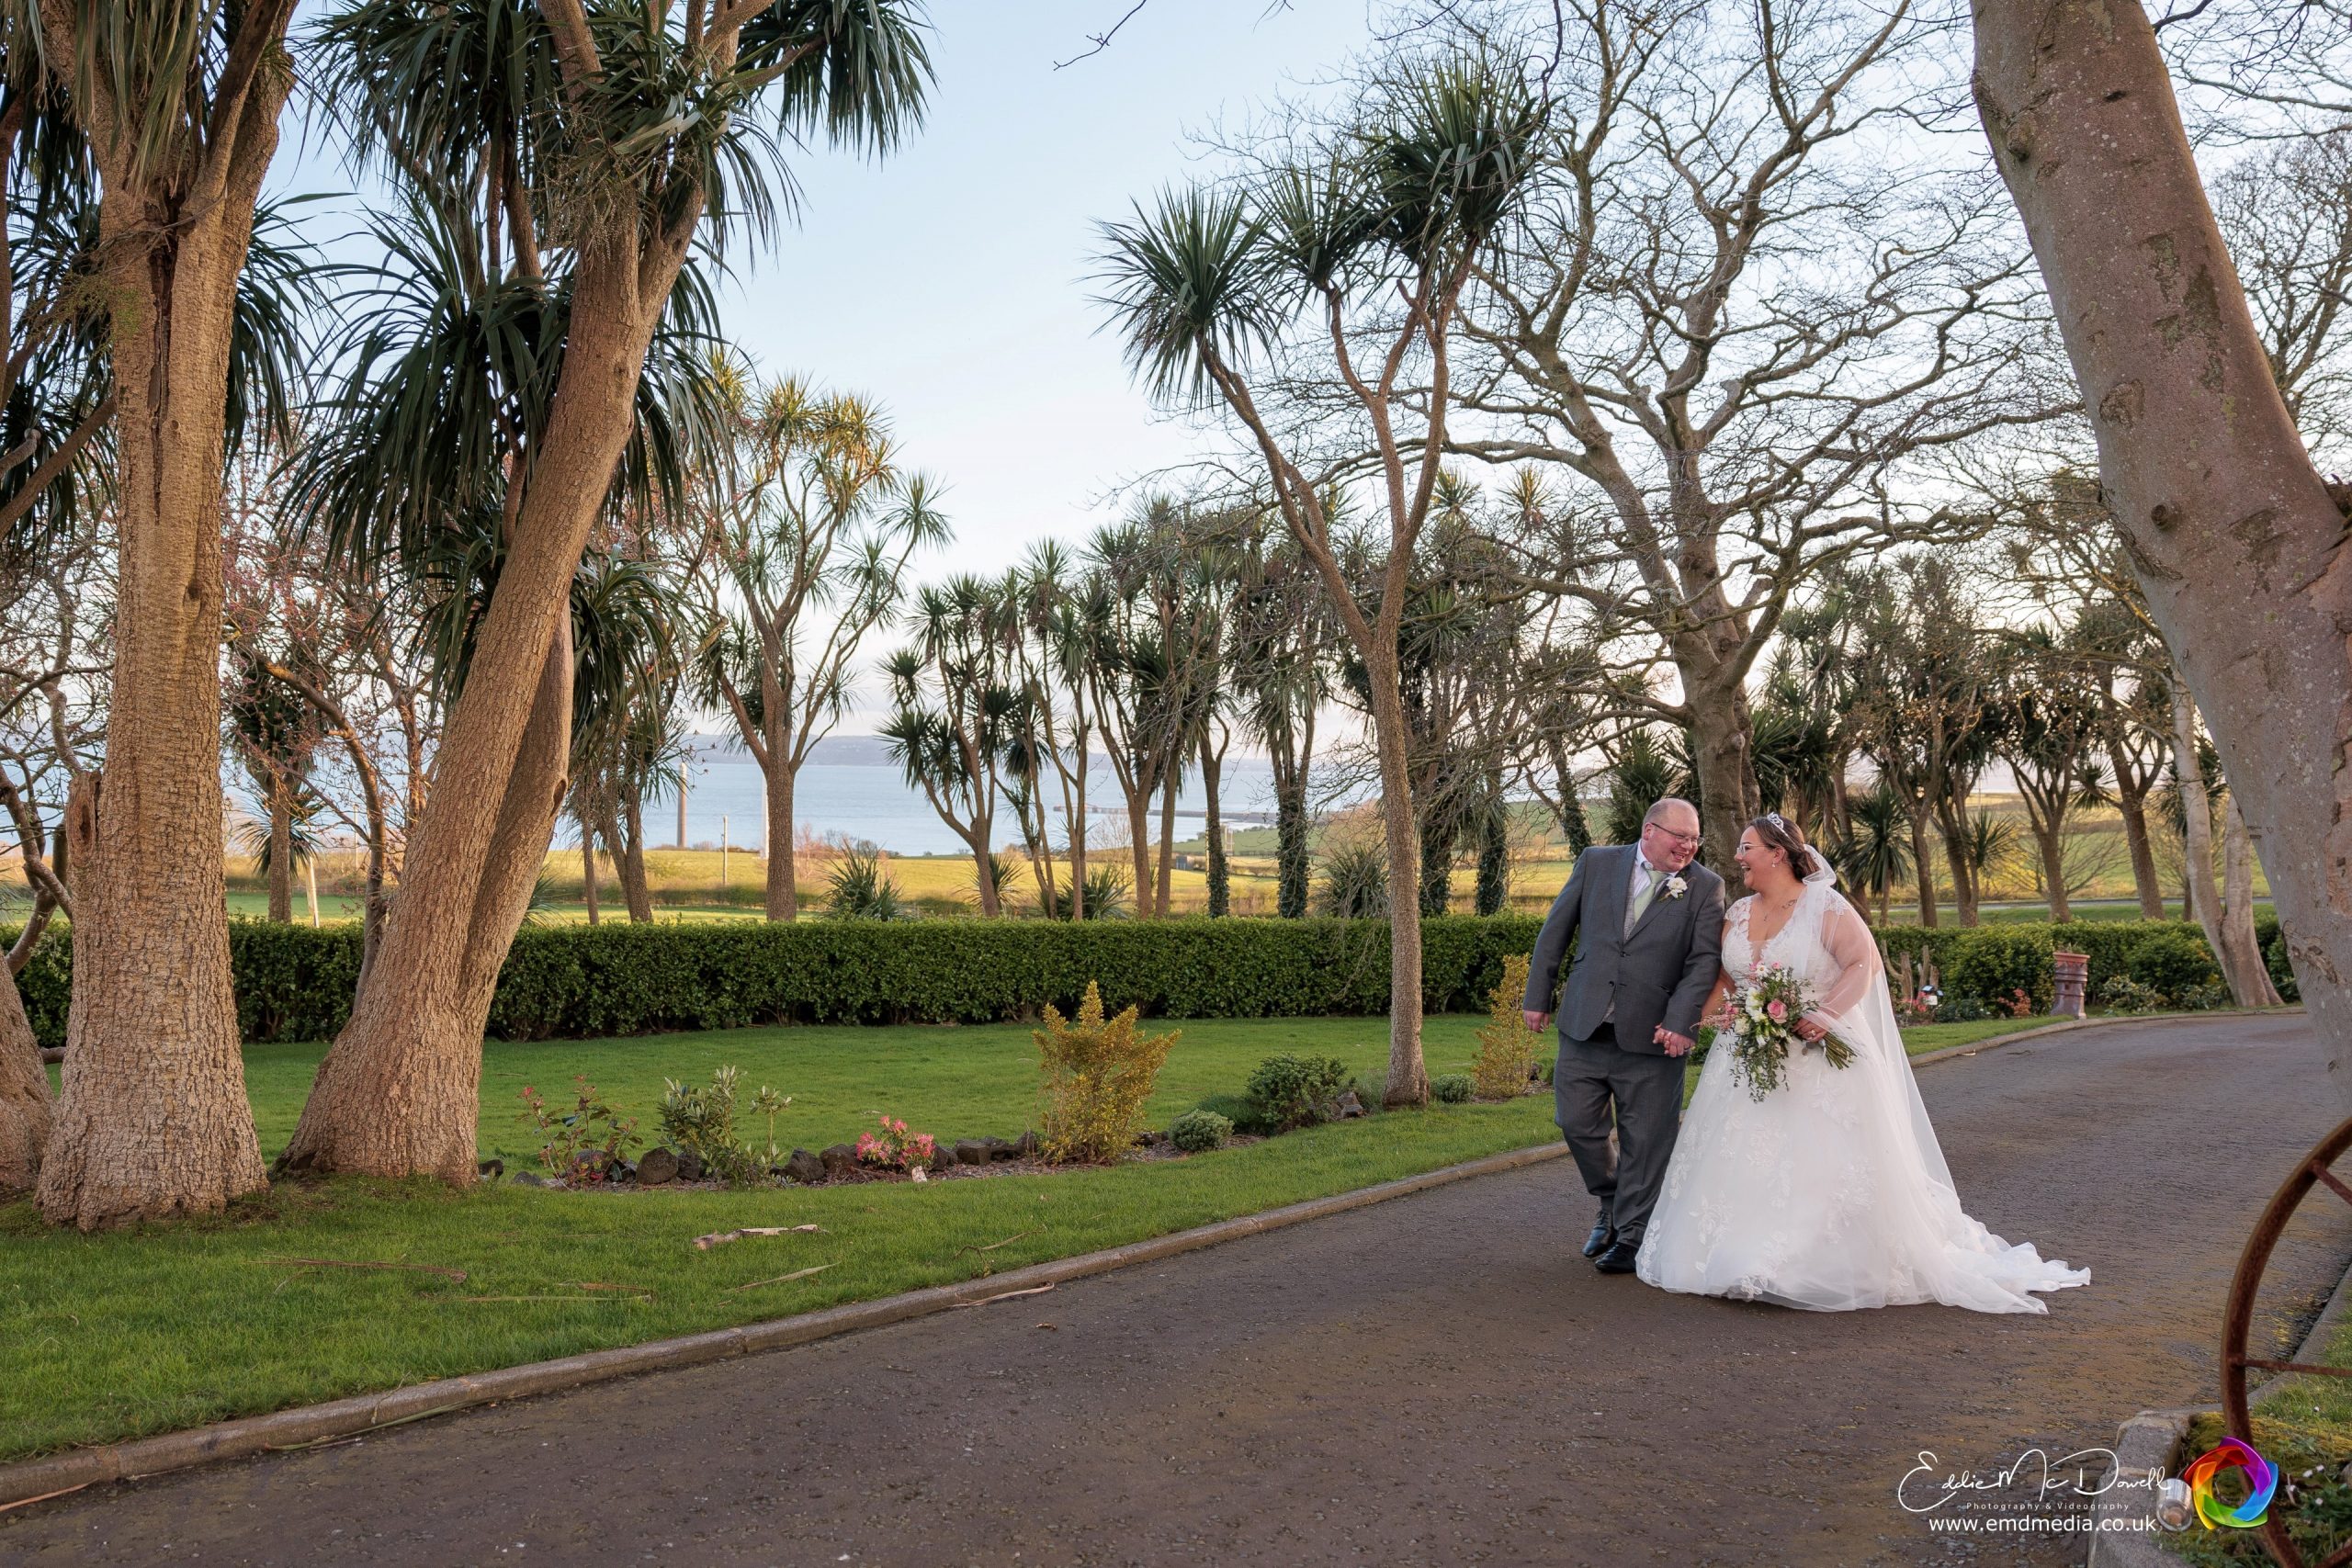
[1636,811,2090,1314]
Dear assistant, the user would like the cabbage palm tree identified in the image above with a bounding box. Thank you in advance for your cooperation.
[879,576,1023,917]
[282,0,932,1182]
[688,376,947,920]
[17,0,314,1226]
[1096,51,1544,1102]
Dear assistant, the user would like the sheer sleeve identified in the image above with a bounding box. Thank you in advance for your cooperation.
[1812,894,1885,1021]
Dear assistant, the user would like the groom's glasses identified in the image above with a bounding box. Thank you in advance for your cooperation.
[1652,825,1702,850]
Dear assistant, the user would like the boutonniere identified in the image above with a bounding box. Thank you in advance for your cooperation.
[1663,874,1689,900]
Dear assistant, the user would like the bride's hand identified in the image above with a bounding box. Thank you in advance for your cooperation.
[1794,1014,1828,1043]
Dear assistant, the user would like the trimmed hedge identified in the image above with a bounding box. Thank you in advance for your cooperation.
[2,914,1544,1048]
[1877,912,2296,1008]
[3,908,2301,1051]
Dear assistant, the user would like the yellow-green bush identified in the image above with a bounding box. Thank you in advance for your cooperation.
[1034,981,1179,1164]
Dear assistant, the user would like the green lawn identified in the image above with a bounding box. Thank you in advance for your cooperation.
[1,1012,2052,1463]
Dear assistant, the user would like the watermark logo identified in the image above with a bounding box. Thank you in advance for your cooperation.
[2181,1438,2277,1530]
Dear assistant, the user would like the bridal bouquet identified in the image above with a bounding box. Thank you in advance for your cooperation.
[1724,964,1855,1100]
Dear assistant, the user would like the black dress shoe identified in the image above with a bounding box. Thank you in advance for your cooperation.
[1593,1239,1640,1274]
[1582,1221,1617,1258]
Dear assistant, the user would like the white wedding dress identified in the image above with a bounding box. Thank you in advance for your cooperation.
[1636,867,2090,1314]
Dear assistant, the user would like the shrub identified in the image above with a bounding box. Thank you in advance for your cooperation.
[825,843,907,921]
[2127,927,2221,1000]
[1034,980,1180,1163]
[2098,975,2165,1015]
[1037,863,1134,920]
[1317,843,1388,919]
[1431,1073,1474,1104]
[2176,980,2232,1011]
[1940,926,2053,1012]
[1244,1053,1354,1133]
[518,1076,639,1182]
[854,1114,936,1170]
[657,1066,761,1186]
[1168,1109,1232,1153]
[1932,996,1995,1023]
[0,914,1549,1047]
[1470,954,1543,1099]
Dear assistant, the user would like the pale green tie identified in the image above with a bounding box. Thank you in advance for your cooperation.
[1626,863,1658,934]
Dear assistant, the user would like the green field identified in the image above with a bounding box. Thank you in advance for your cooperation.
[3,1012,2051,1461]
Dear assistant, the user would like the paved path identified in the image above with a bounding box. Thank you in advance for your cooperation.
[6,1014,2347,1568]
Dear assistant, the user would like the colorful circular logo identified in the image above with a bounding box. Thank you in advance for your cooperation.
[2182,1438,2277,1529]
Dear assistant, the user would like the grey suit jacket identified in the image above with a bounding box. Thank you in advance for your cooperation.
[1521,844,1726,1055]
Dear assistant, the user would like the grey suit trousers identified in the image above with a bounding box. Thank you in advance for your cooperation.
[1554,1022,1688,1244]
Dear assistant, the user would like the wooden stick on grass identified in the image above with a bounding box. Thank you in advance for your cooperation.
[723,1263,836,1292]
[692,1224,825,1251]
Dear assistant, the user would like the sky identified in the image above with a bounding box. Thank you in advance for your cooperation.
[269,0,1380,735]
[275,0,1380,568]
[721,0,1373,570]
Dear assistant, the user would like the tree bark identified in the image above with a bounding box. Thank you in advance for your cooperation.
[760,663,797,921]
[1365,643,1430,1107]
[278,244,654,1180]
[1910,805,1939,928]
[266,776,292,923]
[2109,741,2167,919]
[2168,683,2234,987]
[610,801,652,923]
[2223,796,2285,1007]
[1975,0,2348,1083]
[1126,794,1154,919]
[1685,680,1761,884]
[1475,771,1510,917]
[1202,733,1228,918]
[33,9,290,1221]
[2033,822,2069,923]
[1156,770,1177,917]
[579,811,599,925]
[0,955,51,1194]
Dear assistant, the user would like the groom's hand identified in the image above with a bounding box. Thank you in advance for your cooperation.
[1655,1026,1694,1056]
[1522,1010,1550,1032]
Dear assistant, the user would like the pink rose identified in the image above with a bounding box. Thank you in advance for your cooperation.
[1766,998,1788,1022]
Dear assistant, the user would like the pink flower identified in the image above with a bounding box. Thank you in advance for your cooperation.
[1766,998,1788,1022]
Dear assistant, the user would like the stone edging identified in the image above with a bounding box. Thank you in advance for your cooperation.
[1,1005,2296,1514]
[0,1141,1568,1509]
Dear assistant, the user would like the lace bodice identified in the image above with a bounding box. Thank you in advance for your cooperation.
[1724,883,1885,1025]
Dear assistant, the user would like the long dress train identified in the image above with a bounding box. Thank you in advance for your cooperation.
[1635,868,2089,1314]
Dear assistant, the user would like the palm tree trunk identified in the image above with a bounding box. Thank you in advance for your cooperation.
[280,321,623,1185]
[2110,747,2166,919]
[267,777,293,923]
[2034,820,2070,922]
[1475,773,1510,917]
[1273,743,1310,919]
[762,755,797,921]
[35,153,278,1225]
[2222,797,2283,1007]
[0,956,52,1194]
[1202,738,1227,919]
[1363,643,1429,1107]
[1910,807,1938,928]
[1068,734,1088,920]
[580,810,599,925]
[610,802,651,923]
[1126,790,1154,919]
[1156,770,1177,916]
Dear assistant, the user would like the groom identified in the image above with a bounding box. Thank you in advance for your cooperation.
[1522,797,1725,1275]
